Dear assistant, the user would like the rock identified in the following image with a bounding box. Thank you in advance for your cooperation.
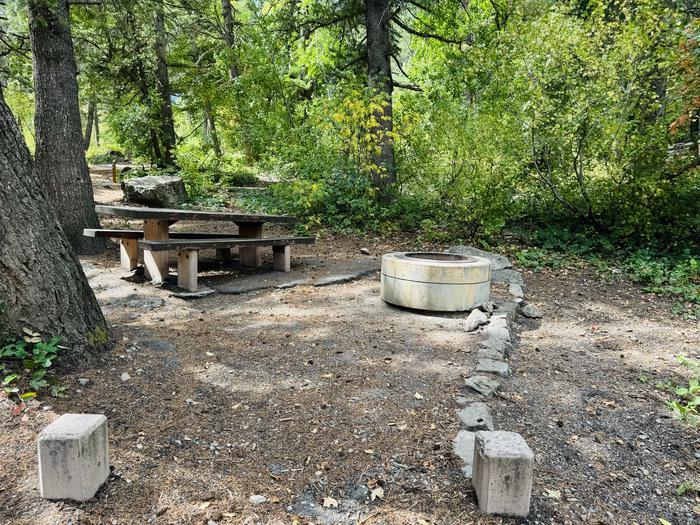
[478,347,505,361]
[480,338,512,356]
[457,402,495,431]
[121,175,187,207]
[38,414,109,501]
[478,301,495,314]
[249,495,268,505]
[522,304,543,319]
[120,372,131,381]
[77,378,90,386]
[313,269,377,287]
[453,430,476,478]
[485,319,510,343]
[360,247,370,255]
[508,283,524,299]
[476,358,511,378]
[449,246,512,270]
[472,431,534,517]
[169,289,216,299]
[465,375,501,397]
[492,268,524,285]
[465,309,489,332]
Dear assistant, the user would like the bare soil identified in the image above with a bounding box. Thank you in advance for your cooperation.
[0,172,699,525]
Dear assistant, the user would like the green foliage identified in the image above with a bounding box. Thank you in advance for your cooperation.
[1,329,65,400]
[662,355,700,426]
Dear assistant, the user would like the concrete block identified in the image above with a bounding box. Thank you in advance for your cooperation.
[457,402,494,431]
[472,431,534,518]
[38,414,109,501]
[453,430,475,478]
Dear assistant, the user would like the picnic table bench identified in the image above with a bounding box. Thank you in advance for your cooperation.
[87,205,314,290]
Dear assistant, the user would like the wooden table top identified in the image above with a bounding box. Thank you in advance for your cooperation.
[95,205,297,224]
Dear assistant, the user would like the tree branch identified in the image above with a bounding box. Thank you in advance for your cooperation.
[391,14,463,45]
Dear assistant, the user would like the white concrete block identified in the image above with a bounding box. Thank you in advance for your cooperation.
[472,431,534,518]
[38,414,109,501]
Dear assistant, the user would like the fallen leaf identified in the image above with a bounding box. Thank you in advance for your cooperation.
[364,449,374,454]
[322,496,338,508]
[544,488,561,499]
[370,487,384,501]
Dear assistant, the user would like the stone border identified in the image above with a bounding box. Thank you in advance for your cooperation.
[449,246,542,517]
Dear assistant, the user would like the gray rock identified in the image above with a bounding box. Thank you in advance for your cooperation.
[360,247,370,255]
[453,430,476,478]
[485,319,510,343]
[249,495,268,505]
[122,175,187,207]
[275,279,309,290]
[478,347,506,361]
[492,268,524,285]
[77,378,90,386]
[478,301,495,314]
[476,358,511,378]
[465,375,501,397]
[522,304,544,319]
[449,246,512,270]
[480,338,512,355]
[457,402,495,431]
[313,269,377,287]
[508,283,524,299]
[465,309,489,332]
[120,372,131,381]
[169,289,216,299]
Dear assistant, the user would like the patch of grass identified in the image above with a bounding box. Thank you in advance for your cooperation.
[657,355,700,426]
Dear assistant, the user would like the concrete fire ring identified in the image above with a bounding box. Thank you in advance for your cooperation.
[380,252,491,311]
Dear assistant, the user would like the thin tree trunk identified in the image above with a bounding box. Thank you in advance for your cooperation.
[94,108,100,145]
[203,100,222,157]
[0,86,108,350]
[365,0,396,196]
[84,97,96,150]
[155,5,176,166]
[221,0,240,80]
[27,0,105,255]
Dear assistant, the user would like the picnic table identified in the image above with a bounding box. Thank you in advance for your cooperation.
[87,205,312,290]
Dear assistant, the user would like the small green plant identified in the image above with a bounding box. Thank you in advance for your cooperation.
[0,329,65,402]
[676,479,700,497]
[662,354,700,425]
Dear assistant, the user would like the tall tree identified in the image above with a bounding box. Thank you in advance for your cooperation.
[0,85,108,349]
[155,3,177,166]
[27,0,104,254]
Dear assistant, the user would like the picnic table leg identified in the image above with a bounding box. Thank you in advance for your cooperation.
[119,239,138,271]
[177,250,198,292]
[237,222,263,268]
[143,219,169,282]
[216,248,232,263]
[273,245,291,272]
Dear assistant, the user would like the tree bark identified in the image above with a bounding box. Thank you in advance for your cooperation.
[28,0,105,254]
[84,97,96,150]
[94,108,100,146]
[0,86,108,350]
[365,0,396,196]
[203,100,223,157]
[221,0,240,80]
[155,5,176,166]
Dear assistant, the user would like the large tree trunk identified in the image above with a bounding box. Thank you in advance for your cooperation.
[0,87,108,350]
[221,0,240,80]
[155,6,176,166]
[28,0,105,254]
[365,0,396,197]
[84,97,96,150]
[94,108,100,146]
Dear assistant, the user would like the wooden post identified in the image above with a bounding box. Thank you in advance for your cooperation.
[119,239,138,270]
[177,250,198,292]
[111,160,117,183]
[273,245,291,272]
[143,219,169,282]
[237,222,263,268]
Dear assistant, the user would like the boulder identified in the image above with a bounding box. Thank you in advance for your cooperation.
[465,309,489,332]
[122,175,187,207]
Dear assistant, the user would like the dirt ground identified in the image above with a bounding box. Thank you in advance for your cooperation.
[1,173,699,525]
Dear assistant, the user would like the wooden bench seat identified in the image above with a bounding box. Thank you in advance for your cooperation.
[83,228,241,271]
[139,237,315,291]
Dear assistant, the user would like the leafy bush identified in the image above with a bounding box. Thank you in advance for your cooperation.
[1,329,65,401]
